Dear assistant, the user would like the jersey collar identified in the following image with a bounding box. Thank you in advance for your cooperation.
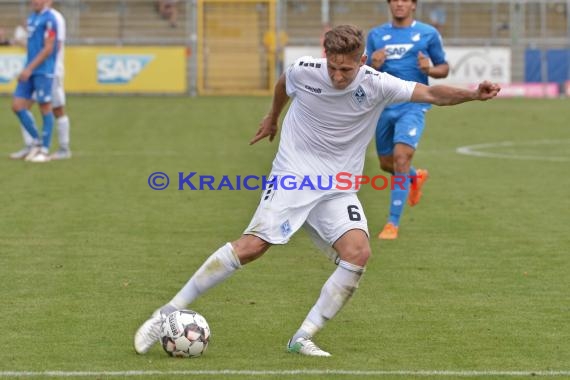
[390,20,417,28]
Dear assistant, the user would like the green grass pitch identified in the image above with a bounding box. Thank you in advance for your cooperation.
[0,96,568,379]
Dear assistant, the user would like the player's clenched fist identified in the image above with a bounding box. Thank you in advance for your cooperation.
[370,48,387,69]
[475,81,501,100]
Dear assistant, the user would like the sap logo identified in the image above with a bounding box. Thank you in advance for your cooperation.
[385,44,413,60]
[0,55,26,83]
[97,54,154,84]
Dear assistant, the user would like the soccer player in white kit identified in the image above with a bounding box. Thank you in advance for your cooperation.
[133,25,500,357]
[10,1,71,161]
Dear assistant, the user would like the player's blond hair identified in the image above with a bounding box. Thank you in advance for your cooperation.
[323,25,365,58]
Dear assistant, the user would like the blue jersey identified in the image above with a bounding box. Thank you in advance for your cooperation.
[26,8,58,75]
[366,20,446,109]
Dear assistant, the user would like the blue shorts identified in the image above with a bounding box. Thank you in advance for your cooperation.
[375,103,428,156]
[14,74,53,104]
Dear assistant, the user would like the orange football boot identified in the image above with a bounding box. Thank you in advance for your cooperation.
[378,222,399,240]
[408,169,429,207]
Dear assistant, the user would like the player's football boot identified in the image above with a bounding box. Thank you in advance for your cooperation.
[27,150,51,163]
[50,148,72,160]
[134,309,166,354]
[23,145,41,161]
[9,146,32,160]
[408,169,429,207]
[287,337,331,357]
[378,222,399,240]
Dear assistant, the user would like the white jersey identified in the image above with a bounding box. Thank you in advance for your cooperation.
[271,56,416,191]
[50,8,65,78]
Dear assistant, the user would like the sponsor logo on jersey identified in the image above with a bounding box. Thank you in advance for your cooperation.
[352,85,366,105]
[0,54,26,83]
[385,44,413,60]
[97,54,154,84]
[304,84,322,94]
[298,61,322,69]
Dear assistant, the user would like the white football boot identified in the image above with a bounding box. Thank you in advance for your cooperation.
[27,149,51,163]
[50,148,72,160]
[24,145,42,161]
[9,146,32,160]
[287,337,331,357]
[134,309,166,354]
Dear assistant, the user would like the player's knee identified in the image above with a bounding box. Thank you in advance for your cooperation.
[393,154,411,173]
[11,101,24,113]
[231,235,270,265]
[379,161,391,172]
[379,157,393,173]
[53,107,65,118]
[340,244,371,267]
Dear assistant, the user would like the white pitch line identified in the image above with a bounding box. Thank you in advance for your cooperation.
[1,370,570,377]
[0,151,183,157]
[456,139,570,162]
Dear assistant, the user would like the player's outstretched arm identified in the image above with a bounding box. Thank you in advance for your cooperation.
[411,81,501,106]
[250,73,290,145]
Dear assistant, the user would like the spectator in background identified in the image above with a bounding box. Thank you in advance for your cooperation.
[157,0,179,28]
[0,28,11,45]
[0,24,28,47]
[13,24,29,47]
[428,4,446,32]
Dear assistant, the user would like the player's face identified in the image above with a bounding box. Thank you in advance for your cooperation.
[388,0,416,22]
[31,0,48,12]
[326,53,366,90]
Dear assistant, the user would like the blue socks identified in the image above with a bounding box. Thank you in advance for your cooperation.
[15,110,54,149]
[41,112,54,149]
[16,110,39,141]
[388,167,416,226]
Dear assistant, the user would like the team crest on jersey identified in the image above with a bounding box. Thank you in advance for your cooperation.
[385,44,413,60]
[411,33,421,42]
[352,85,366,105]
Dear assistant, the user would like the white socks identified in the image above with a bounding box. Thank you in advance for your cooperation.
[169,243,241,310]
[292,260,364,341]
[162,245,364,344]
[56,116,70,150]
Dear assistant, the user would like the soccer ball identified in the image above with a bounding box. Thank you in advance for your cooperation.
[160,309,211,358]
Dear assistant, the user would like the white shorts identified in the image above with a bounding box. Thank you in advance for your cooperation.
[243,177,369,254]
[51,76,66,108]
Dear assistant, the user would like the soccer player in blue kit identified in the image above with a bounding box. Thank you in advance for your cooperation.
[367,0,450,239]
[11,0,58,163]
